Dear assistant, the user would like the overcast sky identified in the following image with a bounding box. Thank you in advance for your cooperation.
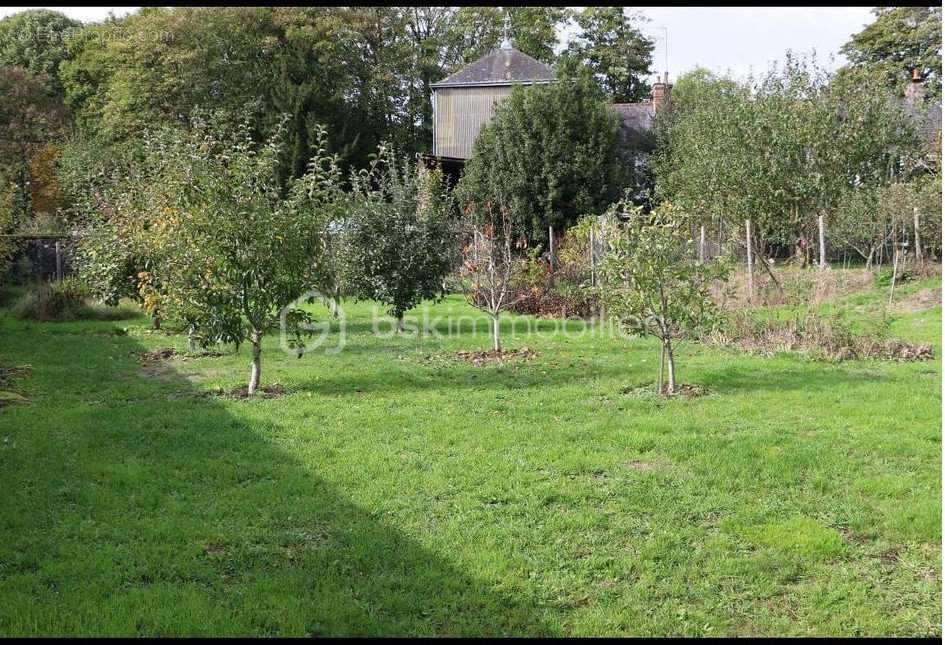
[2,5,877,81]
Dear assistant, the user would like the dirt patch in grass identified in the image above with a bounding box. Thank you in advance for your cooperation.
[876,548,900,566]
[0,364,32,407]
[455,346,537,366]
[139,348,180,380]
[205,383,289,400]
[623,460,660,472]
[141,347,179,362]
[186,349,226,359]
[0,364,31,387]
[139,347,229,381]
[621,382,711,399]
[140,347,226,362]
[840,527,872,546]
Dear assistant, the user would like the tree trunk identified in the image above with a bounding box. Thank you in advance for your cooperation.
[913,206,923,264]
[665,339,677,395]
[396,314,405,333]
[745,219,754,303]
[152,313,161,330]
[491,314,501,352]
[699,224,706,263]
[818,214,827,270]
[757,246,784,295]
[889,248,899,306]
[248,330,262,395]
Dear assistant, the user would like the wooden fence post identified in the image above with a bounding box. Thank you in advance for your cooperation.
[699,224,706,263]
[589,223,596,287]
[913,206,923,264]
[548,225,554,270]
[818,214,827,270]
[889,246,899,305]
[745,219,753,303]
[55,240,63,283]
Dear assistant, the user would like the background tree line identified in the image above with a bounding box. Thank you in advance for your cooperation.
[0,6,657,235]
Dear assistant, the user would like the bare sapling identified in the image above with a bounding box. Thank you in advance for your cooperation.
[461,203,518,352]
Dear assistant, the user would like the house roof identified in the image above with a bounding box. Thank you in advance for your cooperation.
[432,47,555,89]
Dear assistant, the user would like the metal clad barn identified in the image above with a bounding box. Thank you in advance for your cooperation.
[431,42,555,160]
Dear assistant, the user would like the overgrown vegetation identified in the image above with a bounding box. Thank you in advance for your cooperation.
[11,278,136,322]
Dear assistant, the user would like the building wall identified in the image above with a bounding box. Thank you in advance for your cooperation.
[433,85,513,160]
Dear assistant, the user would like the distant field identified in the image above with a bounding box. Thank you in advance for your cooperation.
[0,271,940,636]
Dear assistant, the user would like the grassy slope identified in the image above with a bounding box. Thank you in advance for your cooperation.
[0,273,940,636]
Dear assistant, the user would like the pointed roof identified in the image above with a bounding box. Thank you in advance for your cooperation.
[432,47,555,89]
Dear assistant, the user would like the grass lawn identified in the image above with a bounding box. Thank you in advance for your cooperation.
[0,271,940,636]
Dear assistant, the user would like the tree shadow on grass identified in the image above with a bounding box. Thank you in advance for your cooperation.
[0,320,556,636]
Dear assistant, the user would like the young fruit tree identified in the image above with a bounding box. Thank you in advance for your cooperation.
[460,202,520,352]
[342,147,455,331]
[596,199,728,395]
[136,113,342,394]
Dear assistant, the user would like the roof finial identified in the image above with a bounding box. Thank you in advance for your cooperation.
[500,11,512,50]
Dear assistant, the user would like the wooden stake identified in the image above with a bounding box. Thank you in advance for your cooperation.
[548,226,554,270]
[889,247,899,305]
[745,219,753,303]
[699,224,706,263]
[54,240,63,283]
[818,214,827,270]
[913,206,923,264]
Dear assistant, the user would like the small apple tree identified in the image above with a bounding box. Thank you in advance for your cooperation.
[342,147,455,330]
[596,199,727,394]
[141,113,343,394]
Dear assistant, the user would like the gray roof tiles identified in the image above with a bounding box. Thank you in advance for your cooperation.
[432,47,555,88]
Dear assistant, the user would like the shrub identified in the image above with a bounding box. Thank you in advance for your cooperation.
[506,217,600,318]
[11,277,138,322]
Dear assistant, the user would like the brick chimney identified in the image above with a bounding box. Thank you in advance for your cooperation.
[651,71,672,111]
[904,67,925,108]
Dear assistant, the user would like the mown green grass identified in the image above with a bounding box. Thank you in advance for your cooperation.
[0,272,940,636]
